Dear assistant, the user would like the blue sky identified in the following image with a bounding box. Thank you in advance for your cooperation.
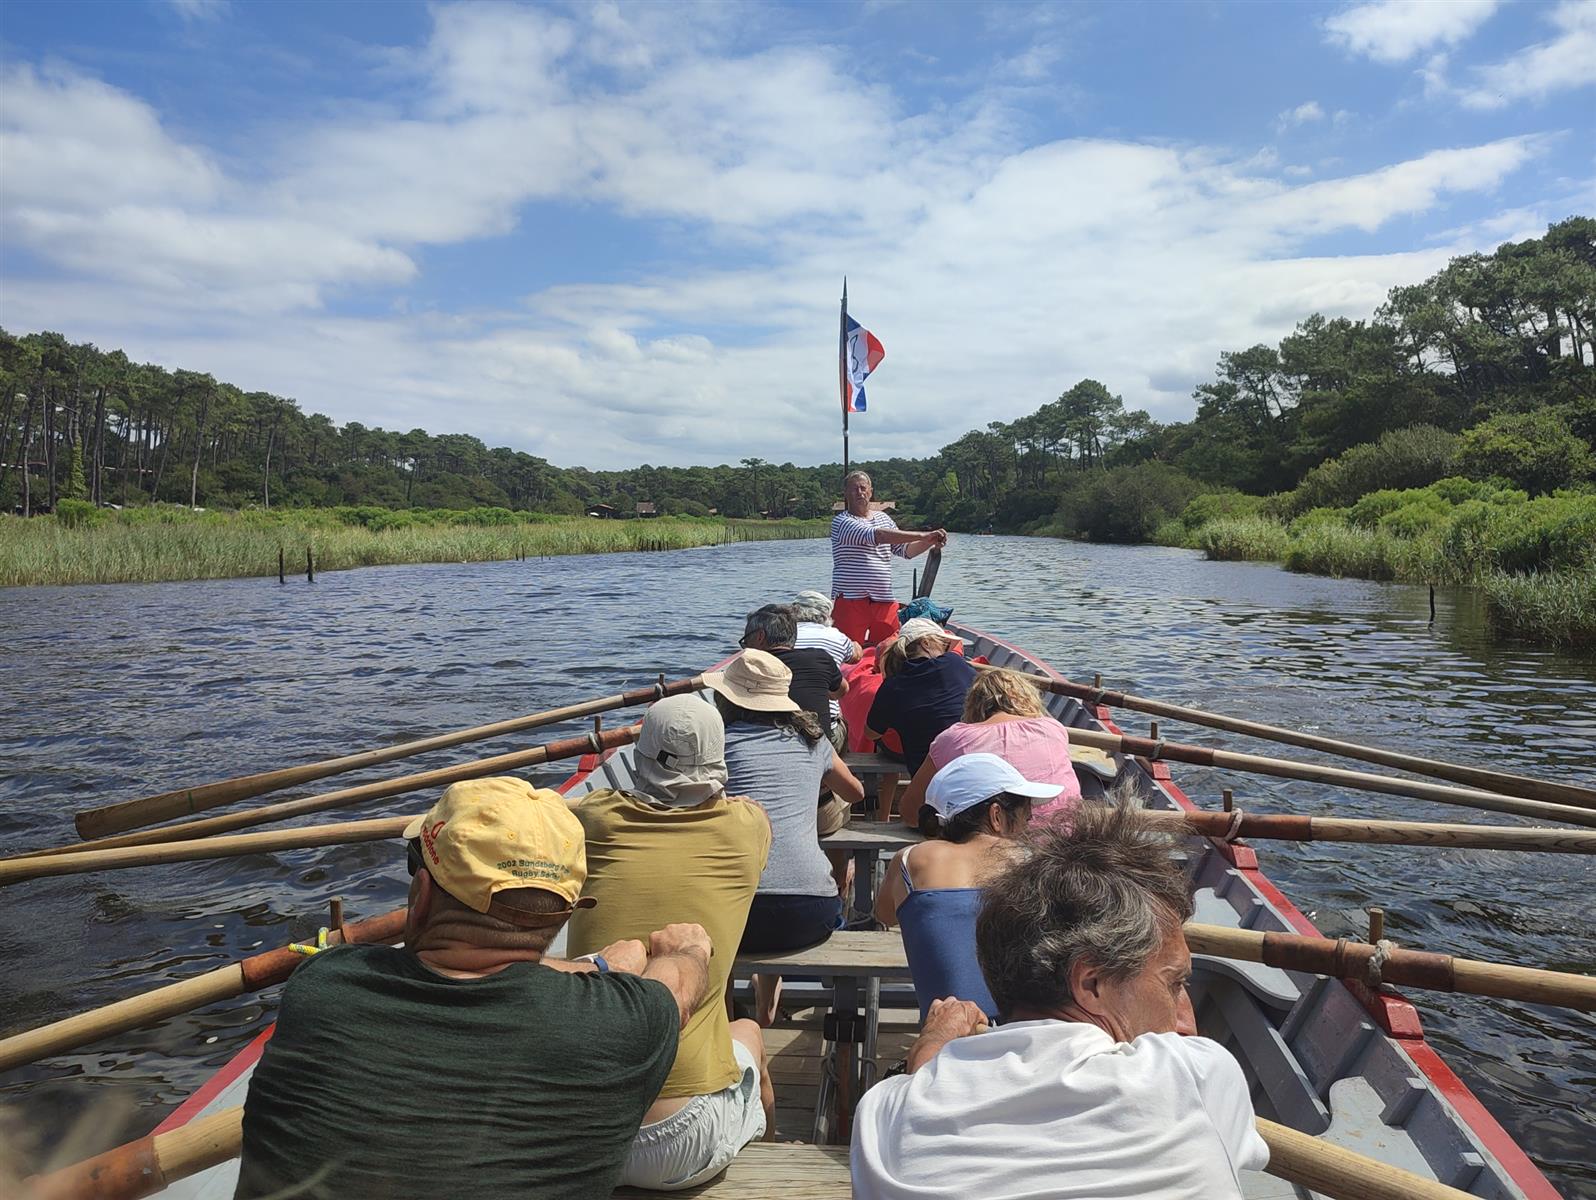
[1,0,1591,468]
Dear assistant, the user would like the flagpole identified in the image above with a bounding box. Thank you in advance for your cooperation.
[839,277,849,480]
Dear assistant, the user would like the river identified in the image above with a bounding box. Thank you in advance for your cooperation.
[1,536,1592,1194]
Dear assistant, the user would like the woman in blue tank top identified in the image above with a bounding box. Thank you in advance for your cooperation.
[873,753,1062,1020]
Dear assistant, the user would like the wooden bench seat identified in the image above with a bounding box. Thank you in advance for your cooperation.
[613,1144,849,1197]
[841,752,903,775]
[819,825,919,854]
[736,930,909,979]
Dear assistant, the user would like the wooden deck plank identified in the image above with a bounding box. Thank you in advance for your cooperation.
[820,825,920,853]
[613,1144,849,1197]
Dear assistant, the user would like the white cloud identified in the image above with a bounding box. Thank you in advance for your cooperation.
[162,0,229,22]
[1324,0,1499,63]
[1274,101,1325,133]
[1457,0,1596,108]
[0,5,1557,467]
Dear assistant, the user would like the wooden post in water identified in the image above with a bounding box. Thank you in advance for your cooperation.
[1429,584,1436,625]
[306,547,314,583]
[277,548,285,585]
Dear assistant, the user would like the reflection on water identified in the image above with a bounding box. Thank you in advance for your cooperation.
[2,538,1593,1193]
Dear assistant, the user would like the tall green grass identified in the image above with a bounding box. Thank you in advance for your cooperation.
[1482,567,1596,647]
[1194,517,1293,562]
[0,510,825,587]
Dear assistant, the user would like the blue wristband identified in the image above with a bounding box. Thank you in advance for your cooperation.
[588,954,610,974]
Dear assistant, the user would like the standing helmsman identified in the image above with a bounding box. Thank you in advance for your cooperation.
[830,470,947,648]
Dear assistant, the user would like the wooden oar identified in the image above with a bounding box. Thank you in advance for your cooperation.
[1256,1118,1475,1200]
[0,814,415,887]
[72,674,704,840]
[1186,922,1596,1011]
[0,907,405,1073]
[7,725,642,863]
[1145,809,1596,853]
[914,544,942,597]
[27,1106,242,1200]
[977,665,1596,810]
[23,1107,1479,1200]
[1063,724,1596,829]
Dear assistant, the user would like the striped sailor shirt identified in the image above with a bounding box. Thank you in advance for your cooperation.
[830,510,904,602]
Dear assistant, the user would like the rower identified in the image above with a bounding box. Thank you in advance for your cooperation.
[233,778,712,1200]
[851,804,1270,1200]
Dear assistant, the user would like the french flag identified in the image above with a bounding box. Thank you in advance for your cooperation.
[844,315,885,413]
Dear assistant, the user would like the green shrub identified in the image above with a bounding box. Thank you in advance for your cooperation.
[1150,518,1192,547]
[54,498,103,528]
[1178,490,1266,531]
[1377,495,1452,538]
[1058,463,1203,543]
[449,506,521,526]
[1280,425,1459,516]
[1287,507,1347,535]
[1455,410,1595,496]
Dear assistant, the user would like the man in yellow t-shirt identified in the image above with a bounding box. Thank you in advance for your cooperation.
[568,695,774,1190]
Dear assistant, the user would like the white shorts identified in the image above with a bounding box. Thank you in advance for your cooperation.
[618,1037,767,1191]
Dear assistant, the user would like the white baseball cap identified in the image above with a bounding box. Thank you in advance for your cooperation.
[925,753,1064,820]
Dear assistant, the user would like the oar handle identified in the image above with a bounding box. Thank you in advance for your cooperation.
[1257,1118,1475,1200]
[1187,922,1596,1011]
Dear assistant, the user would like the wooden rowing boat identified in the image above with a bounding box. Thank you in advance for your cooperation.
[134,622,1558,1198]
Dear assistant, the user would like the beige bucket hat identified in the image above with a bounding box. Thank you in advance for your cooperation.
[703,648,801,713]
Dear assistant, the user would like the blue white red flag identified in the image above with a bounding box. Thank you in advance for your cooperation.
[844,315,885,413]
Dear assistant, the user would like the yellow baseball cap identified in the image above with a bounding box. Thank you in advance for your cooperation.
[402,777,595,926]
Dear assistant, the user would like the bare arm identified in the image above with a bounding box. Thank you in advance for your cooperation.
[823,750,865,807]
[905,998,989,1074]
[896,756,938,829]
[875,848,910,928]
[830,675,849,699]
[871,526,947,549]
[643,923,712,1030]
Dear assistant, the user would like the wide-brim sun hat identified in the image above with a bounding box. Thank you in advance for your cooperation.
[926,752,1064,820]
[702,647,802,713]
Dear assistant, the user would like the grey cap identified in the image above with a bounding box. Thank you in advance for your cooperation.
[635,695,728,808]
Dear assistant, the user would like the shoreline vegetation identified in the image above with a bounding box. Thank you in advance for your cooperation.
[0,507,826,588]
[4,219,1591,646]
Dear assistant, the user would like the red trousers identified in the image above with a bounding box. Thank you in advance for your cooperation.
[832,596,900,648]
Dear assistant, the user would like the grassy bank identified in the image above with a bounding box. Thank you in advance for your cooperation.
[0,506,826,587]
[1174,483,1596,647]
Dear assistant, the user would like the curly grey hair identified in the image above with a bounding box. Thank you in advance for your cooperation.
[975,803,1193,1022]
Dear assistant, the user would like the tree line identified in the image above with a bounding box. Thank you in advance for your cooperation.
[3,218,1590,528]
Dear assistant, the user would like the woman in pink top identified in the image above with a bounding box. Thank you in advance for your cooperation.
[896,668,1082,827]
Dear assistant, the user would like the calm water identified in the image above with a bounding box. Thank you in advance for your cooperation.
[2,537,1593,1193]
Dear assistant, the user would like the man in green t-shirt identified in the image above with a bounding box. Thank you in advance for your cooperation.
[569,695,774,1190]
[235,777,711,1200]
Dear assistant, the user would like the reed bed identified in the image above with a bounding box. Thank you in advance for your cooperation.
[1193,517,1293,562]
[1482,567,1596,648]
[0,513,825,587]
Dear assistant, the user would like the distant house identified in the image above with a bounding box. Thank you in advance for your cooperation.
[636,502,659,518]
[830,500,896,514]
[707,507,718,515]
[585,503,616,519]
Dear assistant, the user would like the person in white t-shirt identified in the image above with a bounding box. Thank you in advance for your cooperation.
[850,804,1270,1200]
[791,590,863,750]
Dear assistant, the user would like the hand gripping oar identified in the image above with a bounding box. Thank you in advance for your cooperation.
[973,665,1596,810]
[6,725,643,864]
[25,1110,1486,1200]
[72,673,705,840]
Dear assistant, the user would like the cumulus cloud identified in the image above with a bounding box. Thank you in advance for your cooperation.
[0,4,1556,467]
[1324,0,1499,63]
[1274,100,1325,131]
[1456,0,1596,109]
